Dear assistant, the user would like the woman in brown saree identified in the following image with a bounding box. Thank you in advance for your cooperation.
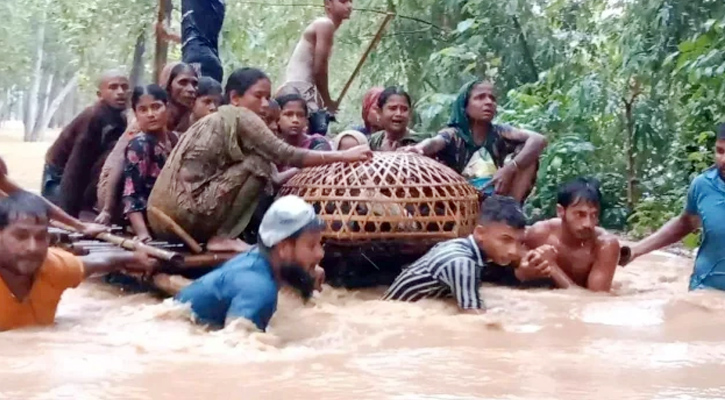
[147,67,372,252]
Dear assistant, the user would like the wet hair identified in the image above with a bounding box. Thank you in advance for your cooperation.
[197,76,223,98]
[131,84,168,110]
[0,191,49,229]
[478,195,526,229]
[165,63,197,92]
[717,123,725,141]
[557,177,602,208]
[377,86,412,109]
[224,67,269,103]
[275,93,308,116]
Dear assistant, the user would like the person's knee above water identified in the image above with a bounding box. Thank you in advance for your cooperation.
[43,69,129,216]
[623,124,725,291]
[175,195,325,331]
[0,192,153,331]
[190,76,223,124]
[368,87,427,151]
[383,195,526,313]
[404,79,547,203]
[122,85,178,243]
[146,67,372,253]
[518,178,620,291]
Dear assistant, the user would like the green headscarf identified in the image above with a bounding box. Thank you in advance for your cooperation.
[448,79,484,151]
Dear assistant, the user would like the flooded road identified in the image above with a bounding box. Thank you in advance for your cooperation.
[2,249,724,399]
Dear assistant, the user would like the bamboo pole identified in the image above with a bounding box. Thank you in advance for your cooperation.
[335,13,395,106]
[153,0,171,84]
[148,206,204,254]
[95,232,184,264]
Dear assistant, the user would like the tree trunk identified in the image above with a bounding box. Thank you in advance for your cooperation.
[512,15,539,83]
[130,31,147,88]
[153,0,173,84]
[624,100,636,211]
[32,72,54,139]
[25,10,46,142]
[36,73,80,140]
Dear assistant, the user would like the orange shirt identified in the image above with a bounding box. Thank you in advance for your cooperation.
[0,248,85,331]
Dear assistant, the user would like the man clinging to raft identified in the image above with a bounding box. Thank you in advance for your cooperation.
[173,196,325,331]
[277,0,353,126]
[518,178,620,291]
[621,124,725,291]
[147,67,372,252]
[383,195,527,313]
[0,192,153,331]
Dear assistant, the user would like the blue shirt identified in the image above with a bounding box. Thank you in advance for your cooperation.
[685,168,725,290]
[175,248,278,331]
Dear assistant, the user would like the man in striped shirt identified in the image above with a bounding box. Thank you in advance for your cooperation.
[383,195,527,312]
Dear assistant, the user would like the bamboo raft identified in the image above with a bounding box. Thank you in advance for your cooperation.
[279,152,481,288]
[49,225,236,295]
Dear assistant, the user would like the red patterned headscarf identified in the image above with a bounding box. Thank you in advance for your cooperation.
[361,86,384,132]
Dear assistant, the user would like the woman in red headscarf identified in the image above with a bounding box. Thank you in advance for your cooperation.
[352,86,384,136]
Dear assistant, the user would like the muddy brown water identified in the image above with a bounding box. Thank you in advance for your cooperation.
[2,250,724,400]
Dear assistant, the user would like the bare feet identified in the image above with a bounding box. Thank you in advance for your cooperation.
[206,237,252,253]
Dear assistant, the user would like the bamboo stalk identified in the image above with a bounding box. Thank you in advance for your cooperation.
[148,206,204,254]
[335,13,395,105]
[95,232,184,264]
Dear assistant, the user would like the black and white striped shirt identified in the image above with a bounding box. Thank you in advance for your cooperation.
[383,236,487,310]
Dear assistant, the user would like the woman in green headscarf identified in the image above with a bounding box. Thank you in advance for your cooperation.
[404,79,547,203]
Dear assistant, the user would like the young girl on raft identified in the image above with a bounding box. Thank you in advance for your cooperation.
[122,85,178,242]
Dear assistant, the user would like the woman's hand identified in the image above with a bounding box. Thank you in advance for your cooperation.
[341,145,373,163]
[81,222,111,237]
[399,145,424,155]
[94,209,112,225]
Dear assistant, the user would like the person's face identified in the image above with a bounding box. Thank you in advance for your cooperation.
[557,201,600,241]
[134,94,168,133]
[715,139,725,179]
[328,0,353,20]
[170,71,198,108]
[230,78,272,116]
[337,136,360,151]
[278,101,309,139]
[0,216,50,277]
[380,94,410,135]
[192,94,222,121]
[473,222,523,266]
[466,82,497,123]
[366,105,382,131]
[98,76,130,110]
[277,230,325,272]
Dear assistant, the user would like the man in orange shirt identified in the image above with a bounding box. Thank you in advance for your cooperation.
[0,191,154,331]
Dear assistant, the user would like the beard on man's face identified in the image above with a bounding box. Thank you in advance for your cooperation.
[279,264,315,301]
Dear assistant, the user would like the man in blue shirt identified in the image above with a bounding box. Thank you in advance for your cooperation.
[175,195,326,331]
[623,124,725,290]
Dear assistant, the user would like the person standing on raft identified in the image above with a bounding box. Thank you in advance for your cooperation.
[621,124,725,291]
[147,67,372,253]
[277,0,353,133]
[404,80,547,203]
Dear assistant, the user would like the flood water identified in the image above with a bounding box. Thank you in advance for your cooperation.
[1,249,724,399]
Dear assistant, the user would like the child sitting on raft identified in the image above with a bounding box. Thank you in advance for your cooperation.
[190,76,223,124]
[122,85,178,242]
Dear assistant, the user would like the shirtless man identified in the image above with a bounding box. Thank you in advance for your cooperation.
[277,0,353,132]
[517,178,620,291]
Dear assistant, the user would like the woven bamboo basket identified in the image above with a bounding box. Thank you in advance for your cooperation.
[278,152,480,287]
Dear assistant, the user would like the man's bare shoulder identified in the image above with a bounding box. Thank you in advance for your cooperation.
[594,229,620,252]
[525,219,560,245]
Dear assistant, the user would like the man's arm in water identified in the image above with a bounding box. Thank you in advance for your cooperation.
[312,19,336,111]
[586,235,620,292]
[518,221,575,288]
[0,162,107,236]
[81,251,156,278]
